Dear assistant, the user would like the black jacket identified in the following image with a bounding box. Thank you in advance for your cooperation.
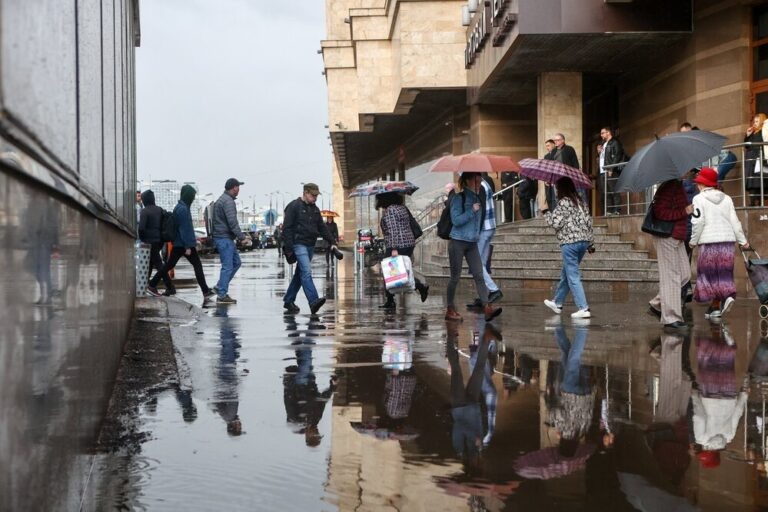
[554,144,580,170]
[138,190,163,243]
[603,137,627,174]
[283,198,333,251]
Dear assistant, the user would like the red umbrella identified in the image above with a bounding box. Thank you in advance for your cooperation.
[429,153,521,174]
[518,158,592,189]
[512,443,596,480]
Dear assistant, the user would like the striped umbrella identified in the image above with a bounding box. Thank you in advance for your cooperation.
[517,158,592,189]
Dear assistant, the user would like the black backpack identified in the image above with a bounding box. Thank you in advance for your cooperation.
[160,210,176,242]
[437,192,464,240]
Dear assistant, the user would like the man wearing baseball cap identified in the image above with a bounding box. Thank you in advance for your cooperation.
[212,178,249,304]
[282,183,337,314]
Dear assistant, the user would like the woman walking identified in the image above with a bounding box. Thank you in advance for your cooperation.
[541,177,595,319]
[690,167,749,318]
[647,179,693,332]
[377,192,429,310]
[445,173,502,322]
[324,216,339,267]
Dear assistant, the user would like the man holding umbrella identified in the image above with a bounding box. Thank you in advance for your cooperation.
[282,183,338,315]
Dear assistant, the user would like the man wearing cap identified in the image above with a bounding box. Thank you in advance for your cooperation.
[282,183,337,314]
[212,178,250,304]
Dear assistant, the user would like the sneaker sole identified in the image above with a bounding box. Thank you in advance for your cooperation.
[544,301,562,314]
[720,298,735,316]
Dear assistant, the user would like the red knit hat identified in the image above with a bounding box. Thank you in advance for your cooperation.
[694,167,718,188]
[697,449,721,468]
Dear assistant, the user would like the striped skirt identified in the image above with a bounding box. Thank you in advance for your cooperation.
[694,242,736,303]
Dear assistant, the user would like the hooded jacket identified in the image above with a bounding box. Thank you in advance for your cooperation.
[690,188,747,246]
[138,190,163,243]
[174,186,198,249]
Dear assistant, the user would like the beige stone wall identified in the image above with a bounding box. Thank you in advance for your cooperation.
[538,72,583,162]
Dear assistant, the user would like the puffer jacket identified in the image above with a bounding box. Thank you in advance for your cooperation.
[690,188,747,246]
[212,192,245,240]
[449,188,482,242]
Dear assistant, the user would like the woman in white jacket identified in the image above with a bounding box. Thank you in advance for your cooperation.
[690,168,750,318]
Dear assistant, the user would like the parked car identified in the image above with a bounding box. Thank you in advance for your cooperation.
[194,228,216,255]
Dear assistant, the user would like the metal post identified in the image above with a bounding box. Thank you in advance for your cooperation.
[743,145,748,208]
[761,145,765,207]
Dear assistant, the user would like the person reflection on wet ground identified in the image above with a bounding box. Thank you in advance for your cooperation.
[211,305,243,436]
[446,322,500,475]
[688,324,746,470]
[501,351,537,396]
[469,322,499,448]
[25,196,60,306]
[746,325,768,492]
[548,325,596,458]
[283,340,338,446]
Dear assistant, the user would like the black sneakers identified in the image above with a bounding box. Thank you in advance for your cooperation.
[488,290,503,303]
[310,297,326,315]
[217,295,237,304]
[284,302,300,314]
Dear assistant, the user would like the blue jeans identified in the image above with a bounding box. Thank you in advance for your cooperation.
[214,238,241,297]
[284,244,319,306]
[717,151,737,182]
[553,241,589,310]
[555,326,591,395]
[476,229,499,293]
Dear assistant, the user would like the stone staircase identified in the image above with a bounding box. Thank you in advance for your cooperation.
[417,217,659,292]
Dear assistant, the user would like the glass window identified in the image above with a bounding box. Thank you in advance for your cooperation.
[754,5,768,41]
[754,45,768,81]
[757,92,768,118]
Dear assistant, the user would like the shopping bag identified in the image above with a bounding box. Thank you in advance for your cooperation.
[381,255,415,292]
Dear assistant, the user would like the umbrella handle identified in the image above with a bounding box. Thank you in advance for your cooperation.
[691,207,701,218]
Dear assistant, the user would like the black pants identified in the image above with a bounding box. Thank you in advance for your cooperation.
[519,196,534,220]
[149,247,211,294]
[384,246,425,301]
[502,192,514,222]
[447,240,489,309]
[149,242,173,290]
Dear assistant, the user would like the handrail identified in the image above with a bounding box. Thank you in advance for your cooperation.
[493,178,525,198]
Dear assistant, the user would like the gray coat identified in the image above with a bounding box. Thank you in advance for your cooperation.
[212,192,245,240]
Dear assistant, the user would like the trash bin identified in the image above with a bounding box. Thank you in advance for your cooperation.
[135,241,151,297]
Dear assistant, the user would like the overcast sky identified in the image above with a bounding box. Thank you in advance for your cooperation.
[136,0,333,209]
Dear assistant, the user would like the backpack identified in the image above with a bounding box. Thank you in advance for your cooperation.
[437,192,464,240]
[160,210,176,242]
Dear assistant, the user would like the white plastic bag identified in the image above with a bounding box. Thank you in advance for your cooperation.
[381,255,415,292]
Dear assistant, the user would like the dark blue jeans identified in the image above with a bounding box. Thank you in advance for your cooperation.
[284,244,319,306]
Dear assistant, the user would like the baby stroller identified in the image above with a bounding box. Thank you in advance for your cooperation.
[743,248,768,319]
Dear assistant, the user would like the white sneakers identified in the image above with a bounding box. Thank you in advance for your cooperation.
[544,300,591,318]
[720,297,735,317]
[544,299,562,314]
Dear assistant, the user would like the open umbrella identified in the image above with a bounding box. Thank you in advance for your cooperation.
[429,153,521,173]
[348,180,419,198]
[615,130,726,192]
[517,158,592,189]
[512,443,596,480]
[319,210,339,217]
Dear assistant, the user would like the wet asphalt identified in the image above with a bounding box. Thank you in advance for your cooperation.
[86,248,768,511]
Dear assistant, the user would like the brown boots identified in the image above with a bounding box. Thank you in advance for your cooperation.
[444,307,462,321]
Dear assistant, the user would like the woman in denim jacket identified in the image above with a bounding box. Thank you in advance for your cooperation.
[445,173,502,323]
[541,177,595,319]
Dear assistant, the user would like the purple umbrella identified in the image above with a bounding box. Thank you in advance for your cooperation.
[518,158,592,190]
[513,443,596,480]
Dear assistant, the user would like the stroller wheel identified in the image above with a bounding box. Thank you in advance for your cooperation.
[760,304,768,319]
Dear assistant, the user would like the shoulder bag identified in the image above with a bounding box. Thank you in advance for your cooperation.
[641,201,674,238]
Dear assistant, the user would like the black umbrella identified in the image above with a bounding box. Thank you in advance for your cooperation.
[615,130,726,192]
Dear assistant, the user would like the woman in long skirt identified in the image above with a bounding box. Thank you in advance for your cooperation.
[690,168,750,318]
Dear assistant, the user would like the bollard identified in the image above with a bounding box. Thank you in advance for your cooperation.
[135,241,151,297]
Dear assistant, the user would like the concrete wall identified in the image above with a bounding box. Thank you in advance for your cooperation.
[0,1,139,509]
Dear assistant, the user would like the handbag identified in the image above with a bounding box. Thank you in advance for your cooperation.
[641,201,675,238]
[407,209,423,240]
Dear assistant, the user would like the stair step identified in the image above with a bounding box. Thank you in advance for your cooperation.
[498,225,612,235]
[494,234,625,243]
[424,265,658,281]
[489,249,650,259]
[493,259,657,270]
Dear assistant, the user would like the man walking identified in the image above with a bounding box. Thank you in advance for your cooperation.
[599,126,626,215]
[468,174,502,308]
[212,178,249,304]
[138,190,173,294]
[552,133,586,203]
[282,183,337,315]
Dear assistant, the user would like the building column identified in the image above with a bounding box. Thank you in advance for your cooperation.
[536,72,583,208]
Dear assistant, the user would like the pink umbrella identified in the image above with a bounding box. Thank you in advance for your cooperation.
[429,153,521,174]
[513,443,596,480]
[517,158,592,189]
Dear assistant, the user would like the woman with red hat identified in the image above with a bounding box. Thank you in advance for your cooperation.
[690,167,750,318]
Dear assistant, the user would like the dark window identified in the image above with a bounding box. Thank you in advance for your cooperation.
[754,5,768,41]
[757,92,768,117]
[755,45,768,81]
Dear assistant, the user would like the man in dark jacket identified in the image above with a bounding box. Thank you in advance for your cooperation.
[599,127,627,215]
[148,185,214,300]
[282,183,337,315]
[212,178,250,304]
[553,133,587,204]
[138,190,173,293]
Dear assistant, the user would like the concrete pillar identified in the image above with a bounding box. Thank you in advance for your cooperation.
[536,72,583,209]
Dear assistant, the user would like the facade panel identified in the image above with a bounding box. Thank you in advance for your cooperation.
[102,0,118,210]
[78,0,105,196]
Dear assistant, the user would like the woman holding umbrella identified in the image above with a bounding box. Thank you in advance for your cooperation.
[541,177,595,319]
[445,173,502,322]
[376,192,429,310]
[323,214,339,267]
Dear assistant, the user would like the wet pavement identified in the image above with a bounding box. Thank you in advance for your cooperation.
[86,249,768,511]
